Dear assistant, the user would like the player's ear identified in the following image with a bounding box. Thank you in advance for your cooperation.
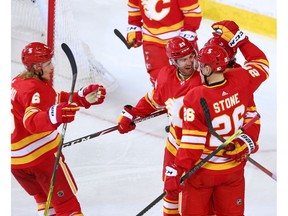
[34,63,42,71]
[202,64,212,75]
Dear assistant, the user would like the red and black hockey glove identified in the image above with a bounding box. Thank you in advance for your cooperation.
[223,133,258,162]
[77,84,106,108]
[164,163,184,197]
[117,105,137,134]
[126,25,143,48]
[211,20,248,49]
[179,29,198,51]
[49,102,79,124]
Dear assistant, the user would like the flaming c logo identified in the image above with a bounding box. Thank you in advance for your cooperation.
[141,0,171,21]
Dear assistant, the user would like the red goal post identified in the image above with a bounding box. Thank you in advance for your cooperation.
[11,0,118,92]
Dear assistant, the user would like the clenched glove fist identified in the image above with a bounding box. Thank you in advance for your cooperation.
[223,133,257,162]
[49,102,80,124]
[211,20,248,48]
[126,25,143,48]
[118,105,137,134]
[164,163,184,197]
[77,84,106,108]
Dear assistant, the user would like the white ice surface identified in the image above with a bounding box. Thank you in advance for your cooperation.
[10,0,277,215]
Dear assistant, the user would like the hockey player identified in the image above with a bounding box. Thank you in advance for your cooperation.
[205,35,260,138]
[117,36,202,216]
[126,0,202,86]
[11,42,106,216]
[197,34,262,216]
[163,20,269,215]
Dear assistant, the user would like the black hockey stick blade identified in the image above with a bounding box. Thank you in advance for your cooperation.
[61,43,78,98]
[114,29,133,49]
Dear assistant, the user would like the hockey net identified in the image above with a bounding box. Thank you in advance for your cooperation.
[11,0,118,93]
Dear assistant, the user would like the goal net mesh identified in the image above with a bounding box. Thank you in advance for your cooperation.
[12,0,118,93]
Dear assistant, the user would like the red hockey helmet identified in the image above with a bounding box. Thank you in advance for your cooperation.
[197,45,230,72]
[205,36,237,61]
[21,42,53,70]
[166,36,196,60]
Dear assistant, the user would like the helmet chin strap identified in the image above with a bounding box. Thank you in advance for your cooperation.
[35,71,44,80]
[200,70,214,86]
[171,59,177,67]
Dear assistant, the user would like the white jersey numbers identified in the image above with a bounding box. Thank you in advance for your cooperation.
[184,104,245,147]
[31,92,41,104]
[183,107,195,122]
[248,68,261,77]
[243,65,261,77]
[11,87,17,101]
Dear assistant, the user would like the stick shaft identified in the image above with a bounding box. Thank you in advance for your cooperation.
[44,43,78,215]
[63,110,167,148]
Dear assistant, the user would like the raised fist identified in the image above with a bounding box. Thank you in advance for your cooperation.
[49,102,79,125]
[126,25,143,48]
[77,84,106,108]
[211,20,248,48]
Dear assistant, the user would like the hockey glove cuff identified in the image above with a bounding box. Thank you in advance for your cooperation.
[179,30,198,51]
[126,25,143,48]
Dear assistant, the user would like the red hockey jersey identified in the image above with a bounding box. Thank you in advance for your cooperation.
[134,65,202,157]
[11,76,61,169]
[176,41,269,175]
[128,0,202,45]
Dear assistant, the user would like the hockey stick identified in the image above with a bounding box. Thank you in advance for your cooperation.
[114,28,133,49]
[63,109,167,148]
[44,43,78,216]
[246,157,277,181]
[200,97,277,181]
[136,99,260,216]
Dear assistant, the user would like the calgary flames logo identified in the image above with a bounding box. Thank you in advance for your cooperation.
[141,0,171,21]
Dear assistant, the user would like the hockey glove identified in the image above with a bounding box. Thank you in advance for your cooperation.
[49,102,80,124]
[118,105,137,134]
[126,25,143,48]
[164,163,184,197]
[77,84,106,108]
[223,133,258,162]
[179,30,198,50]
[211,20,248,48]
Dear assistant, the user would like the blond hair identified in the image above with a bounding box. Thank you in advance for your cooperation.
[18,67,41,80]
